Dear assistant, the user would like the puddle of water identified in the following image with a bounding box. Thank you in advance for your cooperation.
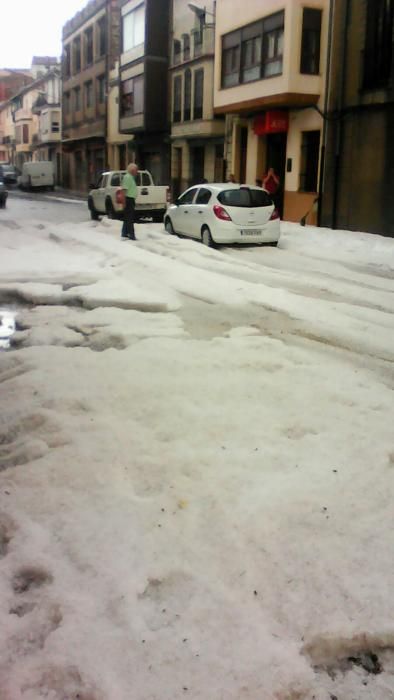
[0,309,17,349]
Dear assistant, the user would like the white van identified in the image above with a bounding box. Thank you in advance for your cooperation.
[18,161,55,190]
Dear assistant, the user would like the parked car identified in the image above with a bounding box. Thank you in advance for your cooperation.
[17,161,55,190]
[164,183,280,247]
[0,164,20,184]
[88,170,169,222]
[0,174,8,208]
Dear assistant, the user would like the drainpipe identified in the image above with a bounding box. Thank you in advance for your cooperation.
[332,0,351,229]
[317,0,335,227]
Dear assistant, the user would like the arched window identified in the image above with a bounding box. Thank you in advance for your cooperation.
[173,39,181,65]
[184,69,191,121]
[183,34,190,61]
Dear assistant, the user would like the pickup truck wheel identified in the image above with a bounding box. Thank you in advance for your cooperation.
[165,218,175,236]
[202,226,215,248]
[106,198,116,219]
[88,197,100,221]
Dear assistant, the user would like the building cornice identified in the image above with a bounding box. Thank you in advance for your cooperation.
[214,92,320,115]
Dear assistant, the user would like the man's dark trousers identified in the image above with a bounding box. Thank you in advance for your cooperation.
[123,196,136,239]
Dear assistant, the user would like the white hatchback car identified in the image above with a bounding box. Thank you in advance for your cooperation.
[164,183,280,247]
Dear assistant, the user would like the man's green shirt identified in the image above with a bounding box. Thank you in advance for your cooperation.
[122,172,138,199]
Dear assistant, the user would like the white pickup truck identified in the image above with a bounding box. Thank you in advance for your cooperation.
[88,170,169,222]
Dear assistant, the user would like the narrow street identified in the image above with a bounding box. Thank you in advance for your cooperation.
[4,188,89,225]
[0,197,394,699]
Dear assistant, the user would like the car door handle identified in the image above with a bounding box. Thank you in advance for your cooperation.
[184,210,189,214]
[141,188,149,195]
[198,210,203,214]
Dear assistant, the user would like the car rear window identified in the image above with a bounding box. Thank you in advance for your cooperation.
[136,172,151,186]
[217,188,273,208]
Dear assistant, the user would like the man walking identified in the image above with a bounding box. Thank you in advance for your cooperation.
[121,163,138,240]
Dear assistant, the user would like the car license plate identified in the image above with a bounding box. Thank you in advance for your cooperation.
[241,229,261,236]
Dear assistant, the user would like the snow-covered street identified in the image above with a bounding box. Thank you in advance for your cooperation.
[0,202,394,699]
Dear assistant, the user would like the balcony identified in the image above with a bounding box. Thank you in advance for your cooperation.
[14,109,32,123]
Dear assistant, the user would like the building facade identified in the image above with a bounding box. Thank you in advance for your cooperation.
[9,82,41,170]
[31,68,62,182]
[169,0,225,198]
[118,0,170,184]
[320,0,394,236]
[0,102,15,163]
[214,0,329,222]
[0,69,32,104]
[62,0,121,191]
[0,63,60,170]
[0,69,33,164]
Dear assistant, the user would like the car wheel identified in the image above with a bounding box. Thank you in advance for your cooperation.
[201,226,215,248]
[106,198,116,219]
[165,217,175,235]
[88,197,100,221]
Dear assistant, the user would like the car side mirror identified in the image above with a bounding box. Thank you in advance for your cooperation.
[89,182,95,189]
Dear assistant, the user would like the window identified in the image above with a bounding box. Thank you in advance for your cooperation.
[193,30,203,57]
[173,39,181,65]
[123,4,145,52]
[85,27,94,66]
[222,31,241,87]
[241,22,262,83]
[73,37,81,73]
[221,12,284,87]
[262,12,284,77]
[74,86,81,111]
[193,69,204,119]
[363,0,393,88]
[97,75,106,104]
[299,130,320,192]
[218,188,273,207]
[178,188,197,205]
[196,188,212,204]
[173,75,182,122]
[120,75,144,116]
[85,81,93,109]
[63,45,71,78]
[300,8,322,75]
[184,70,191,121]
[111,173,122,186]
[22,124,29,144]
[51,120,60,133]
[63,91,71,115]
[183,34,190,61]
[98,17,107,56]
[136,171,151,186]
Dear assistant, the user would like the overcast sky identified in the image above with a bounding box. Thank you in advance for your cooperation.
[0,0,87,69]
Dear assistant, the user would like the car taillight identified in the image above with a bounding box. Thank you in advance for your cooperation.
[115,189,124,204]
[213,204,232,221]
[269,208,280,220]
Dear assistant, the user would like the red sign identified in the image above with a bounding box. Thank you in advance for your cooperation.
[253,111,289,135]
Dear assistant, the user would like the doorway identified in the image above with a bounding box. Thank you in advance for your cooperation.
[191,146,205,185]
[239,127,248,183]
[266,132,287,216]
